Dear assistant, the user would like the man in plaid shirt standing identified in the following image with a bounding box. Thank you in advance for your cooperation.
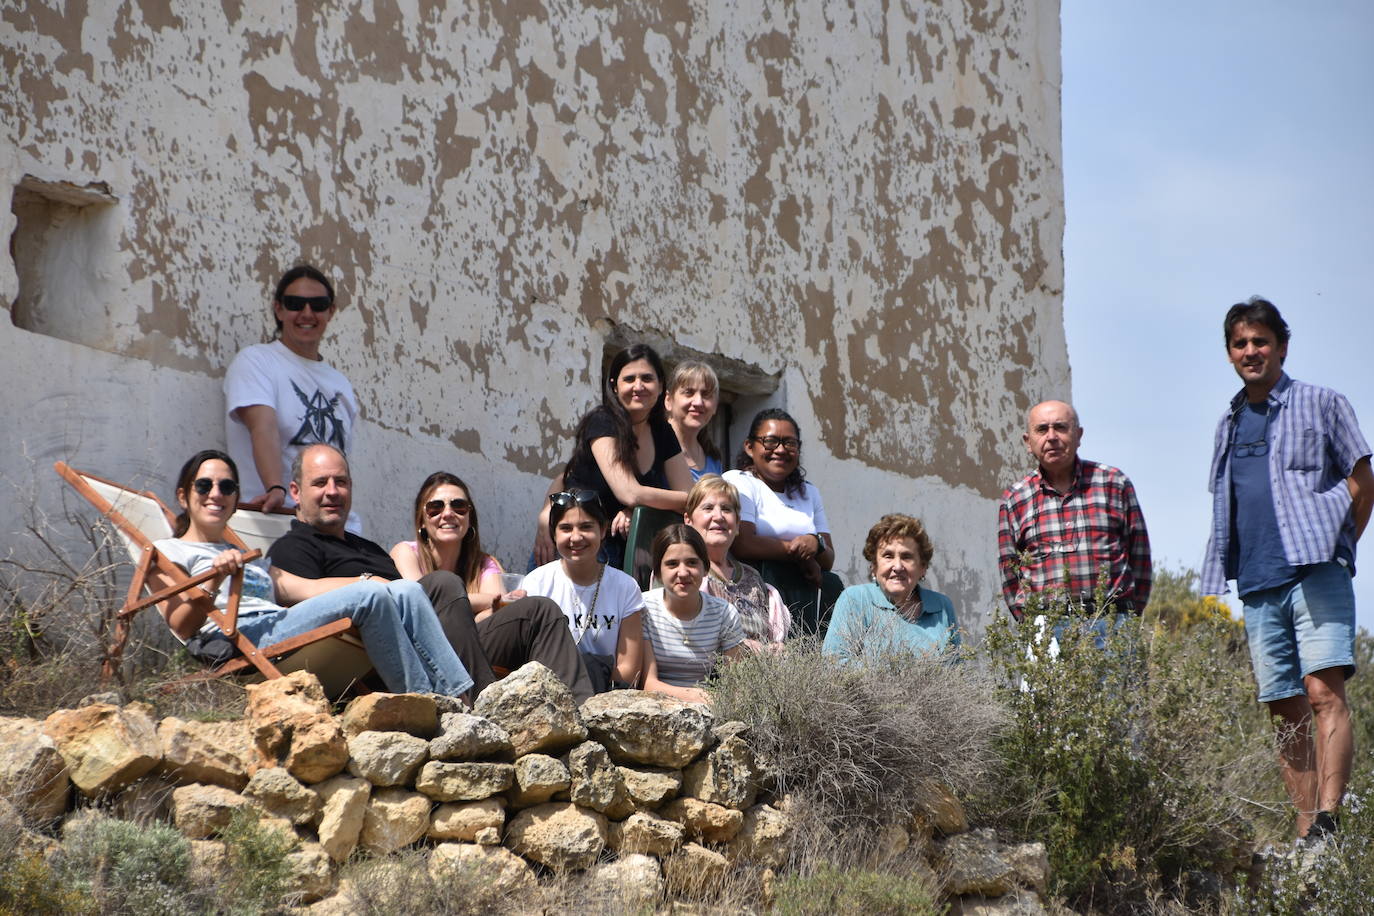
[997,400,1153,623]
[1203,297,1373,848]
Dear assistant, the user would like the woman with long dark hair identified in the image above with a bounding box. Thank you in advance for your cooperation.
[724,408,844,635]
[391,472,507,615]
[151,449,472,698]
[533,344,693,567]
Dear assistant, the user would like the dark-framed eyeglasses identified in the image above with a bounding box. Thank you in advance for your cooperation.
[192,477,239,496]
[751,435,801,453]
[280,295,334,313]
[1233,439,1269,459]
[550,489,601,509]
[424,497,472,518]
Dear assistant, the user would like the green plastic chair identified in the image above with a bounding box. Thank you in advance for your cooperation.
[621,506,682,589]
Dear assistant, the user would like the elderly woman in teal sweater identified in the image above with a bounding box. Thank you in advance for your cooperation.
[822,514,960,663]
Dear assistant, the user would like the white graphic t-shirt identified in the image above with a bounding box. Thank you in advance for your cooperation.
[520,561,644,656]
[224,340,360,529]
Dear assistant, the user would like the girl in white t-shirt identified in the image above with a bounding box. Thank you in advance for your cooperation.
[520,490,646,690]
[641,524,745,704]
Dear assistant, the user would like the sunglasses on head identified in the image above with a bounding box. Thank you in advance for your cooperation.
[280,295,334,312]
[192,477,239,496]
[550,489,600,510]
[424,497,472,518]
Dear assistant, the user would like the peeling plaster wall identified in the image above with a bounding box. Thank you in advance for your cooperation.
[1,0,1067,629]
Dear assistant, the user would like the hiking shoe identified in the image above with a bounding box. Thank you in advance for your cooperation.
[1309,810,1339,840]
[1294,811,1339,871]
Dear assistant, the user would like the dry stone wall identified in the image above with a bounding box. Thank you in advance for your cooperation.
[1,664,1051,911]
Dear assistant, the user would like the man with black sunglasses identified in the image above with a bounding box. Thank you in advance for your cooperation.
[268,444,592,702]
[1203,296,1374,851]
[224,264,360,529]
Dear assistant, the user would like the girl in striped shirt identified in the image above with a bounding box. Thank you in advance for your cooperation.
[641,524,745,704]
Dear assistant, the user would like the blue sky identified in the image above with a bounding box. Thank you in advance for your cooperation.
[1060,1,1374,629]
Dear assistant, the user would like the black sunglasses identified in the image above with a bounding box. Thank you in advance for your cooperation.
[192,477,239,496]
[424,497,472,518]
[751,435,801,452]
[550,489,600,509]
[280,295,334,313]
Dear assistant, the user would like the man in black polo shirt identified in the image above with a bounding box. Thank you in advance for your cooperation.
[268,444,592,702]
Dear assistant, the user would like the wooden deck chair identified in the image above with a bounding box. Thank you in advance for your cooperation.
[621,506,683,589]
[54,462,370,697]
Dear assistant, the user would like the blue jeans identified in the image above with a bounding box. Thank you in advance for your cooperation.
[1050,612,1133,652]
[235,581,473,697]
[1242,561,1356,703]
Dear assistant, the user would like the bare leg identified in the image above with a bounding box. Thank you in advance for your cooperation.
[1304,667,1352,816]
[1267,694,1316,837]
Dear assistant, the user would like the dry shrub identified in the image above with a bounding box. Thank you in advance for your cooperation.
[709,637,1004,867]
[772,860,942,916]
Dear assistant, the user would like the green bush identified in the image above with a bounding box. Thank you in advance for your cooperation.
[977,594,1275,907]
[0,838,95,916]
[772,863,943,915]
[217,807,296,914]
[56,814,194,916]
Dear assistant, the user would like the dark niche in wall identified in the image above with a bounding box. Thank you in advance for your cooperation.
[9,175,121,350]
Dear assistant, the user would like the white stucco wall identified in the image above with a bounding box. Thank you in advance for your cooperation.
[2,0,1067,629]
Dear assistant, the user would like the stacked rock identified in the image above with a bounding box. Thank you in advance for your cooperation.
[1,663,792,907]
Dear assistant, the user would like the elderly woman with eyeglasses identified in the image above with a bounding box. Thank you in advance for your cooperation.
[224,264,360,530]
[723,408,844,636]
[520,489,648,692]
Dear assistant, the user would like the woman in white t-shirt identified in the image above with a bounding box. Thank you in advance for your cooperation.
[641,524,746,704]
[224,264,359,529]
[723,408,845,636]
[520,489,646,691]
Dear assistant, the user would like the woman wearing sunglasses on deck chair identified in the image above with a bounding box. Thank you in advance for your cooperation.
[520,489,648,693]
[152,450,473,699]
[224,263,362,531]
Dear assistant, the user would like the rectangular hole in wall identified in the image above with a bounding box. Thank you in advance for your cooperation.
[10,175,120,348]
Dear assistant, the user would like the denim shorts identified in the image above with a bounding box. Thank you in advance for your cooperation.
[1241,560,1357,703]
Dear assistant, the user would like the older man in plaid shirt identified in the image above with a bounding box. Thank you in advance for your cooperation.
[997,400,1152,622]
[1203,297,1373,849]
